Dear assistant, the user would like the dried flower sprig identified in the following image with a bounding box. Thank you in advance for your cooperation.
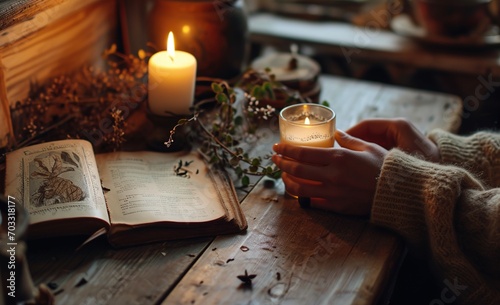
[165,113,199,149]
[105,108,127,152]
[164,79,282,187]
[8,44,150,153]
[165,69,315,187]
[236,68,309,108]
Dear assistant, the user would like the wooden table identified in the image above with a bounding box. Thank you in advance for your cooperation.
[26,75,462,305]
[249,13,500,77]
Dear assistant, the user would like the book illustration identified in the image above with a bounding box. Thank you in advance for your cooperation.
[29,151,86,207]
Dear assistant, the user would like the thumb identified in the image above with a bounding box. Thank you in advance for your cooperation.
[335,130,369,151]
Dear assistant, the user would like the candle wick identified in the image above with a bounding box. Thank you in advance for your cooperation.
[169,55,175,62]
[288,43,298,71]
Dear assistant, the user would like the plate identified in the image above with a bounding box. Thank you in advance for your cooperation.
[390,14,500,48]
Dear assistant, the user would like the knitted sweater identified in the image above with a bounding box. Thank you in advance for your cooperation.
[372,129,500,305]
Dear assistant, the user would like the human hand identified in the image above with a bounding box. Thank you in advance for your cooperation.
[346,118,440,162]
[272,130,388,216]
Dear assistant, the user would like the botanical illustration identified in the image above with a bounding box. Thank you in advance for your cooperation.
[29,151,86,207]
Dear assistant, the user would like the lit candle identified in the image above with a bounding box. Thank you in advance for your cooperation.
[279,103,336,147]
[148,32,197,115]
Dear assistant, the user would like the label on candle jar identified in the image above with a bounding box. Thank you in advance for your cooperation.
[283,133,334,147]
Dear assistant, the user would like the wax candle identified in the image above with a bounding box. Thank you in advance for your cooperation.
[279,103,336,147]
[148,32,197,115]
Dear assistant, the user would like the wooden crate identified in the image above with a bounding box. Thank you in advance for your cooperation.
[0,0,118,149]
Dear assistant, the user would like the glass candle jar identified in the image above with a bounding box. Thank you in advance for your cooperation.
[279,103,336,147]
[147,0,249,79]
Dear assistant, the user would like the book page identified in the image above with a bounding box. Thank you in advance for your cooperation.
[95,150,226,226]
[4,139,109,225]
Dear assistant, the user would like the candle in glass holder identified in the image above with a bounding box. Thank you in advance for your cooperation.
[279,103,336,147]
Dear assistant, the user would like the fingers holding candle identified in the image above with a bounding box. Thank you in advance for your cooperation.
[279,172,374,216]
[271,145,338,180]
[272,138,386,189]
[272,131,389,216]
[346,118,440,162]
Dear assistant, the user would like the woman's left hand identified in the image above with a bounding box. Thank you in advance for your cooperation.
[272,130,388,216]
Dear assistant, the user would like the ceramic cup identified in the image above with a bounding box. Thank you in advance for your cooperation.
[412,0,498,37]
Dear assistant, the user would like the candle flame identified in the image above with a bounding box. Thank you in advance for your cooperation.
[305,117,310,125]
[167,31,175,61]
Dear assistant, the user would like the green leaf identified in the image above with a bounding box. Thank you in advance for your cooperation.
[235,166,243,177]
[216,92,228,104]
[262,82,275,100]
[234,116,243,126]
[225,134,233,144]
[211,83,223,93]
[230,156,240,167]
[270,171,281,179]
[241,175,250,187]
[251,158,260,166]
[251,86,263,99]
[321,100,330,107]
[249,165,258,172]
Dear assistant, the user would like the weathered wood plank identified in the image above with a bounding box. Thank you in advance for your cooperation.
[161,76,461,305]
[0,0,117,148]
[319,75,462,133]
[28,235,214,305]
[0,0,103,46]
[161,179,403,305]
[1,0,117,106]
[249,13,500,77]
[25,75,463,305]
[0,0,64,31]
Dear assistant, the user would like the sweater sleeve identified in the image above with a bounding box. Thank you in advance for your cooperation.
[371,149,500,305]
[428,129,500,186]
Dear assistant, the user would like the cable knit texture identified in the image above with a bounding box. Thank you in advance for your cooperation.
[428,129,500,187]
[371,130,500,305]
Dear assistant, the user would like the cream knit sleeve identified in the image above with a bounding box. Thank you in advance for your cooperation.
[428,130,500,186]
[371,149,500,305]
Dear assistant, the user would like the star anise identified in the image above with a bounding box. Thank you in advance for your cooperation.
[237,269,256,285]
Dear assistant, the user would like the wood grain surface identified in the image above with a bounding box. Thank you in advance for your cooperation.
[25,75,463,305]
[249,13,500,77]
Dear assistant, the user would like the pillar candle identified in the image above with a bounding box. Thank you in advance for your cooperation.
[148,32,197,115]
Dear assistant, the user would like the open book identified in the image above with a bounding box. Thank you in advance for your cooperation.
[3,139,247,247]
